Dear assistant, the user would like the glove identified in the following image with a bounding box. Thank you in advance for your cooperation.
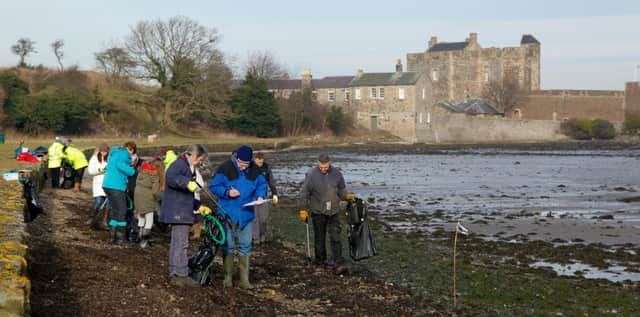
[187,181,199,192]
[198,206,212,215]
[272,195,278,206]
[299,210,309,223]
[345,193,356,201]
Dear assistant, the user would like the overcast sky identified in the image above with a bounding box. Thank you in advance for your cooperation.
[1,0,639,90]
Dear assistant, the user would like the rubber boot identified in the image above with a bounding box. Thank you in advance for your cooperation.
[238,256,254,290]
[86,208,98,225]
[223,254,234,288]
[115,227,127,244]
[109,226,118,244]
[73,182,81,192]
[139,228,151,249]
[191,223,202,240]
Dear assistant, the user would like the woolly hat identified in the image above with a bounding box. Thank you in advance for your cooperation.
[236,145,253,162]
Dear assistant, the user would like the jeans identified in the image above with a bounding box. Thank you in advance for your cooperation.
[223,222,253,257]
[168,224,191,277]
[93,196,110,210]
[311,213,344,266]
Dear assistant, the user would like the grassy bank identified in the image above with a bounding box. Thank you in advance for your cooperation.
[269,200,640,316]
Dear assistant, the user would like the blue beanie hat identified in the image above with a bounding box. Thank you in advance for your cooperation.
[236,145,253,162]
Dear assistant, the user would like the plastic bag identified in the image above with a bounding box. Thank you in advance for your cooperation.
[348,220,377,261]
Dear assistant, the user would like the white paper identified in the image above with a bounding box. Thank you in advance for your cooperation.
[243,199,272,207]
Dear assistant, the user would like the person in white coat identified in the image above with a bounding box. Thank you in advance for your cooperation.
[88,143,110,230]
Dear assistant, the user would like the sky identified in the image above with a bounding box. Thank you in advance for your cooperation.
[1,0,639,90]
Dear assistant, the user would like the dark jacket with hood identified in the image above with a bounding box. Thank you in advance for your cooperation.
[256,162,278,196]
[160,154,201,225]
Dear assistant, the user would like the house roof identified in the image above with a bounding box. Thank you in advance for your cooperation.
[435,99,503,115]
[521,34,540,45]
[264,76,354,90]
[349,72,421,87]
[428,41,469,52]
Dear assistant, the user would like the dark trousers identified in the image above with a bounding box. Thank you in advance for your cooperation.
[49,167,60,188]
[104,188,127,225]
[311,213,344,266]
[73,167,86,183]
[169,224,191,277]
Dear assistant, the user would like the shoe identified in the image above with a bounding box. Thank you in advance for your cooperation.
[223,255,233,288]
[238,256,254,290]
[115,227,127,244]
[334,263,348,275]
[73,182,81,192]
[170,276,199,287]
[109,227,117,244]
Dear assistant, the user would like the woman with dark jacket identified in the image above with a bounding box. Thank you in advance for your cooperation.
[160,144,209,287]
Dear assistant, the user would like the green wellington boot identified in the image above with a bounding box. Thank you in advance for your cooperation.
[223,254,234,288]
[238,256,255,290]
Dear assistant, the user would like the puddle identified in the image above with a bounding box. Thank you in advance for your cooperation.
[530,261,640,282]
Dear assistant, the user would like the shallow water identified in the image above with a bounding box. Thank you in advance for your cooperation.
[530,260,640,282]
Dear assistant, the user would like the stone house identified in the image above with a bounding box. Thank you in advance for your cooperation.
[266,69,353,107]
[349,60,432,141]
[406,33,540,104]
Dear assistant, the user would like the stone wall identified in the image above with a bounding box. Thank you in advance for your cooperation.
[625,82,640,117]
[0,174,35,316]
[416,113,565,143]
[513,90,625,122]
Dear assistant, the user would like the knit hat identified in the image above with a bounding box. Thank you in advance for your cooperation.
[236,145,253,162]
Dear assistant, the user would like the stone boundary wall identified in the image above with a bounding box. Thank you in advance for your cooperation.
[512,90,625,122]
[0,172,37,316]
[625,82,640,117]
[416,113,565,143]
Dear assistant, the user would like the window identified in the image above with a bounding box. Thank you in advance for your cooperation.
[344,89,350,101]
[398,88,405,100]
[328,89,335,102]
[419,112,423,123]
[431,69,438,81]
[355,88,361,100]
[427,112,431,124]
[379,87,385,99]
[422,88,426,100]
[483,65,490,82]
[370,87,377,99]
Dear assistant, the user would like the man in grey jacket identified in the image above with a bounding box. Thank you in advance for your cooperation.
[298,154,355,274]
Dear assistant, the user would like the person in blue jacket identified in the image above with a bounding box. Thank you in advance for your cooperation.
[160,144,210,287]
[102,143,136,244]
[209,145,267,289]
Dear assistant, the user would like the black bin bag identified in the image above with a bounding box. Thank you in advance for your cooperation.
[345,198,377,261]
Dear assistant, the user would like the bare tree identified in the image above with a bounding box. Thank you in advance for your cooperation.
[11,38,37,67]
[51,39,65,71]
[124,16,232,128]
[482,68,523,114]
[244,50,289,80]
[95,46,136,82]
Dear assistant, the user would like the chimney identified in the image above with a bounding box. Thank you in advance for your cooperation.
[428,36,437,49]
[467,32,478,45]
[395,59,403,73]
[301,68,312,90]
[356,68,364,79]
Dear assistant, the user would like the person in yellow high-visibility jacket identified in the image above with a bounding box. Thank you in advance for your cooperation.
[47,136,65,188]
[63,145,89,192]
[163,148,177,170]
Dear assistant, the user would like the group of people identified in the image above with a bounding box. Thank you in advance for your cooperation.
[47,136,89,192]
[46,137,356,288]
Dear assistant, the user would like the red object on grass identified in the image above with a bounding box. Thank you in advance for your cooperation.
[17,152,39,163]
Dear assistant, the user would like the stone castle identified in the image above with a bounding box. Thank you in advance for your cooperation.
[406,33,540,104]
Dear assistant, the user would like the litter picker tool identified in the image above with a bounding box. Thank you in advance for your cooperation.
[452,221,469,308]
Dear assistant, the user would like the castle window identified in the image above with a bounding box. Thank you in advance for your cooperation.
[370,87,377,99]
[432,69,438,81]
[398,88,405,100]
[483,65,490,82]
[328,89,335,102]
[355,88,361,100]
[379,87,385,99]
[422,88,426,99]
[345,89,350,101]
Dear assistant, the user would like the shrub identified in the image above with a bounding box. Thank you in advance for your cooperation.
[13,90,89,134]
[227,73,281,137]
[0,71,30,123]
[326,106,348,135]
[592,119,616,139]
[623,115,640,134]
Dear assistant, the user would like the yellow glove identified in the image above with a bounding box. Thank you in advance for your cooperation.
[299,210,309,223]
[198,206,212,215]
[187,181,199,192]
[345,193,356,201]
[272,195,279,206]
